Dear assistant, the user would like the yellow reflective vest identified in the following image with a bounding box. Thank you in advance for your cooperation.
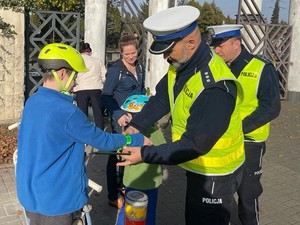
[238,58,270,141]
[167,53,245,176]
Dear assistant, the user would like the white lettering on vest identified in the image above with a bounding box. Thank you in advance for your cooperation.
[202,197,222,204]
[254,170,262,176]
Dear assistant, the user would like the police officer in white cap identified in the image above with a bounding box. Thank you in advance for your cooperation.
[207,24,281,225]
[119,6,246,225]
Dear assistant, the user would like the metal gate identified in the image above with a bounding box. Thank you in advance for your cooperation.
[24,2,291,99]
[120,0,147,65]
[120,0,176,67]
[237,0,292,99]
[24,10,81,99]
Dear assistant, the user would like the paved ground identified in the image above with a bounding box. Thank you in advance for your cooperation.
[0,165,24,224]
[1,100,300,225]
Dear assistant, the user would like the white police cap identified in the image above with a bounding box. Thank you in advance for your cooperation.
[206,24,244,46]
[143,6,200,55]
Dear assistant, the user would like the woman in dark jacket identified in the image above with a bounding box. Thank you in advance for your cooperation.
[101,34,145,209]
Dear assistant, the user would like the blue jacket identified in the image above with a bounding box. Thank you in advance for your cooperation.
[16,87,144,216]
[101,59,145,121]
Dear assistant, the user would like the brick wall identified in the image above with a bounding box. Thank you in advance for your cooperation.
[0,9,24,124]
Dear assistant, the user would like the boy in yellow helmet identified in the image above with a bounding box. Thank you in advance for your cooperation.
[16,43,150,225]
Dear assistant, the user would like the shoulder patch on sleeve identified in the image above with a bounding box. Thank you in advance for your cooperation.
[200,65,215,88]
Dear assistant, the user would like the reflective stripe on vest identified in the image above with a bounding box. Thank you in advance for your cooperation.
[238,58,270,141]
[168,53,245,176]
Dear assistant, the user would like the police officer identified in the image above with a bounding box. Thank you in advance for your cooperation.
[206,24,281,225]
[118,6,246,225]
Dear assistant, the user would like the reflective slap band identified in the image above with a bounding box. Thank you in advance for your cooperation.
[125,135,132,146]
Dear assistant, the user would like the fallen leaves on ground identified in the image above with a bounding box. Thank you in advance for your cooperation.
[0,125,18,164]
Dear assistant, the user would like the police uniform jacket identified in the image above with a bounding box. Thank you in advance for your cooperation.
[129,41,239,165]
[229,45,281,138]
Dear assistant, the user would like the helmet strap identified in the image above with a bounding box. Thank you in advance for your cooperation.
[65,71,76,94]
[51,70,76,95]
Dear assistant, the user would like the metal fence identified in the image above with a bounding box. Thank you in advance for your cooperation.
[24,10,81,99]
[23,1,292,100]
[120,0,147,66]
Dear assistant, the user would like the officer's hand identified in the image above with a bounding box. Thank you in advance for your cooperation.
[117,146,142,166]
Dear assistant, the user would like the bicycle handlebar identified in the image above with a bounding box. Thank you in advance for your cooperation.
[8,122,20,130]
[88,179,102,193]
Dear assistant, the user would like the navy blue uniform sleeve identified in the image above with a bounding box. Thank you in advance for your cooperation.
[242,63,281,134]
[139,81,237,165]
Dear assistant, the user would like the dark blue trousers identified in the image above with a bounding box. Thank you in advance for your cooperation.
[232,141,266,225]
[185,166,243,225]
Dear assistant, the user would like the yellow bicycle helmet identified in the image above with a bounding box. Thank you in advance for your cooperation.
[38,43,88,72]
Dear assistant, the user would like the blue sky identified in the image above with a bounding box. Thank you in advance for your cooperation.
[196,0,290,22]
[135,0,290,22]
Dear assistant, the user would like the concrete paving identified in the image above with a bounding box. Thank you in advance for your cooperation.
[0,165,25,225]
[1,100,300,225]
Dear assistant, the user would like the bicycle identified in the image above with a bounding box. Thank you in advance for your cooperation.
[8,122,103,225]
